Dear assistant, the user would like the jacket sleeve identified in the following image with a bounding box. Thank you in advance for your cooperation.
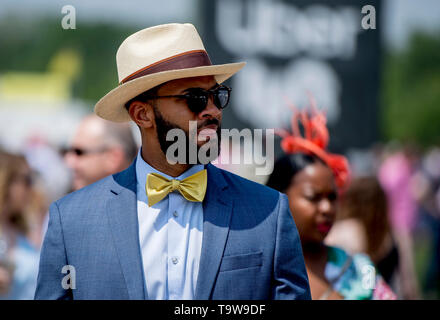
[34,201,73,300]
[272,193,311,300]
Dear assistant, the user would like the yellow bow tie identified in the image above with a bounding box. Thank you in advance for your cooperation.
[146,169,207,207]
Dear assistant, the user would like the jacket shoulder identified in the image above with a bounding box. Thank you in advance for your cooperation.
[214,166,282,206]
[55,162,136,211]
[54,175,115,212]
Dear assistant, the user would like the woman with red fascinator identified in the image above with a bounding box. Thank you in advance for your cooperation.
[266,102,396,300]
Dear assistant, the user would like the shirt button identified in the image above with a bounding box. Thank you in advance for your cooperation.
[173,211,178,218]
[172,257,179,265]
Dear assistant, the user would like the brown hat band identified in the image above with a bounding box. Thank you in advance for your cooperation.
[120,50,212,85]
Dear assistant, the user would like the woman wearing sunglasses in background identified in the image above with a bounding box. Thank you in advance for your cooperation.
[0,151,40,299]
[266,105,396,300]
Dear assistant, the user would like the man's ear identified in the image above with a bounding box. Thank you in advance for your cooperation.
[128,101,155,129]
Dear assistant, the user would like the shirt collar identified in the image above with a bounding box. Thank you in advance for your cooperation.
[135,148,204,191]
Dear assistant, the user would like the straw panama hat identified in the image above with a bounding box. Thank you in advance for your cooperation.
[94,23,246,122]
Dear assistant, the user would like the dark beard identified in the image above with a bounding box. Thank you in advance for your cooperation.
[153,107,221,165]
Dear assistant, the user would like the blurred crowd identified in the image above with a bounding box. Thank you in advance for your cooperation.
[327,143,440,299]
[0,114,138,299]
[0,113,439,299]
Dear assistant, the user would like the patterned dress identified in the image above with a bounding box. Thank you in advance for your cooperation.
[322,246,396,300]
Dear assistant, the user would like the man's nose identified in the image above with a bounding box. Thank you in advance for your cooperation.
[198,96,221,119]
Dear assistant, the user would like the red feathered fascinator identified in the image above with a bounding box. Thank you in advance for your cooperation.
[276,99,350,189]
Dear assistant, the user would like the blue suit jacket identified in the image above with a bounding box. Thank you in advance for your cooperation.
[35,161,311,300]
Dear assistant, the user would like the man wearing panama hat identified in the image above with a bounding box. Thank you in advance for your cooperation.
[35,23,310,300]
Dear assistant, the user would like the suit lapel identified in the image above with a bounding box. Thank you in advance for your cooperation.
[105,161,146,300]
[195,164,233,299]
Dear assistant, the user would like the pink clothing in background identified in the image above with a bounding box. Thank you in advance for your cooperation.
[378,152,417,233]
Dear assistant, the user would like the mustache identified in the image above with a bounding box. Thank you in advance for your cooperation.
[197,118,220,130]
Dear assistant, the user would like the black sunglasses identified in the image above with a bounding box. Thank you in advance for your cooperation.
[63,147,107,157]
[145,85,231,114]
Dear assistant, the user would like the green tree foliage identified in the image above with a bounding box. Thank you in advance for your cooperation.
[382,31,440,147]
[0,16,137,106]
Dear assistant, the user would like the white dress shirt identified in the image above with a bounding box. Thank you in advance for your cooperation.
[135,149,204,300]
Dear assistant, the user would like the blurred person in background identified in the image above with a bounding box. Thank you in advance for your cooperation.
[0,151,40,299]
[23,135,72,249]
[325,176,400,292]
[411,146,440,298]
[378,145,421,299]
[38,114,138,241]
[64,114,138,191]
[266,106,396,300]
